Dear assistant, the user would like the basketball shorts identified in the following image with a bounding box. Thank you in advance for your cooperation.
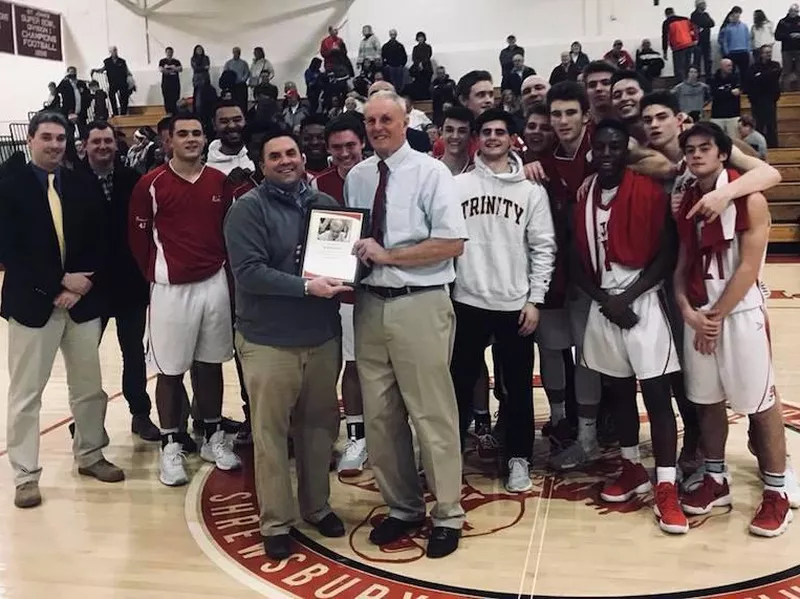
[684,306,775,414]
[583,288,680,380]
[146,268,234,376]
[340,303,355,362]
[535,307,573,351]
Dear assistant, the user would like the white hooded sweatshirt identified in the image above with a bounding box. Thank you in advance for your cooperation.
[205,139,255,176]
[453,152,556,311]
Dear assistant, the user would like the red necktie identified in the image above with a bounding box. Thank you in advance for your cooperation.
[371,161,389,244]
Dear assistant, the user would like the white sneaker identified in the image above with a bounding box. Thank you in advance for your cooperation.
[200,430,242,471]
[337,437,368,476]
[785,460,800,508]
[506,457,533,493]
[549,441,600,471]
[159,442,189,487]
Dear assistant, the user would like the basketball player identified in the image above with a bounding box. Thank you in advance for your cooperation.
[439,106,475,176]
[129,113,241,486]
[610,70,650,144]
[584,61,617,124]
[432,70,493,158]
[574,119,687,534]
[311,115,368,476]
[522,103,555,163]
[675,122,791,537]
[451,108,555,493]
[300,113,330,176]
[520,75,550,115]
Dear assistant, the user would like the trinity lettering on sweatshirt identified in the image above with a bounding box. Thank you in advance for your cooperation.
[453,152,556,311]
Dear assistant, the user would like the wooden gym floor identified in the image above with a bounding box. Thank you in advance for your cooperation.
[1,262,799,599]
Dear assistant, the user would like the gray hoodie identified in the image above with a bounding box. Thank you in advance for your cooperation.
[224,179,341,347]
[452,152,556,310]
[672,80,711,115]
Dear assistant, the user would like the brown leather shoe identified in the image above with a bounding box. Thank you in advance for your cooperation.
[14,481,42,508]
[78,458,125,483]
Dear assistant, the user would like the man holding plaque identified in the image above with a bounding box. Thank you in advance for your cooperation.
[224,129,351,561]
[345,90,469,559]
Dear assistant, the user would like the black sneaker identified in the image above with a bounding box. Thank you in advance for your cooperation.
[307,512,345,538]
[426,527,461,558]
[234,419,252,445]
[369,516,426,546]
[131,414,160,441]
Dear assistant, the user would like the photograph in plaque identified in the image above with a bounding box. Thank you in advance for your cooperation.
[299,207,370,285]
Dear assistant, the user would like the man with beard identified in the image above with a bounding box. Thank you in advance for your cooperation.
[311,115,369,476]
[520,75,551,115]
[206,100,255,176]
[438,106,475,175]
[300,113,330,177]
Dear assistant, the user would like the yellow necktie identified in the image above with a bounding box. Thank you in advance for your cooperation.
[47,173,65,265]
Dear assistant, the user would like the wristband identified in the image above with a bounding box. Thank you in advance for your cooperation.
[303,280,309,296]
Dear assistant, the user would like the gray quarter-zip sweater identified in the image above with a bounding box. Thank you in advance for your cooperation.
[224,179,341,347]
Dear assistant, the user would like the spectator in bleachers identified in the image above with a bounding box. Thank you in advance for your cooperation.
[710,57,743,138]
[500,35,525,77]
[662,8,695,81]
[125,127,155,174]
[282,89,309,133]
[305,57,324,113]
[248,84,280,133]
[56,66,89,135]
[159,47,182,115]
[382,29,408,91]
[223,47,250,113]
[249,47,274,95]
[87,80,109,122]
[691,0,715,76]
[751,10,775,62]
[323,49,354,111]
[569,41,591,72]
[604,40,635,70]
[636,38,665,81]
[321,26,347,72]
[431,65,457,123]
[719,6,751,77]
[405,95,432,130]
[92,46,131,116]
[328,95,344,119]
[776,4,800,91]
[191,45,211,115]
[746,44,782,148]
[738,114,768,158]
[550,52,578,85]
[672,65,711,122]
[410,32,433,100]
[501,54,536,96]
[357,25,381,72]
[44,82,59,111]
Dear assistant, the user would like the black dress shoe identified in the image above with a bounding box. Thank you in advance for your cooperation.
[307,512,345,538]
[131,414,160,441]
[369,516,426,546]
[426,526,461,558]
[264,534,292,560]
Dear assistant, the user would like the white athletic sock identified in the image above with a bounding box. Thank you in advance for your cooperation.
[763,470,787,494]
[620,445,640,464]
[549,401,566,424]
[577,417,597,451]
[656,466,677,484]
[345,414,364,425]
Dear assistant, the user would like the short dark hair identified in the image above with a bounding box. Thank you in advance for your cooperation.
[475,108,518,136]
[678,121,733,157]
[325,114,366,143]
[83,120,116,140]
[88,79,99,87]
[300,113,329,130]
[526,101,549,119]
[546,81,590,113]
[640,91,680,116]
[665,7,675,16]
[213,99,244,119]
[169,112,203,136]
[583,60,618,80]
[610,69,652,93]
[442,105,475,128]
[259,126,301,159]
[456,70,493,103]
[731,5,742,14]
[28,111,68,137]
[739,114,755,128]
[595,118,631,144]
[157,116,172,133]
[165,46,174,52]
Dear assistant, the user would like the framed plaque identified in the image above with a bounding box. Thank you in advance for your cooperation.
[299,206,370,285]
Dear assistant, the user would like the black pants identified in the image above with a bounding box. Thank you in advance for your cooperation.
[693,40,712,76]
[751,99,779,147]
[451,302,534,459]
[101,307,151,416]
[162,80,180,115]
[108,84,130,116]
[727,51,751,81]
[232,82,248,114]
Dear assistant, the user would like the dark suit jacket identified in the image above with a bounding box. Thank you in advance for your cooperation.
[56,77,90,121]
[0,157,108,328]
[501,66,537,95]
[78,160,148,315]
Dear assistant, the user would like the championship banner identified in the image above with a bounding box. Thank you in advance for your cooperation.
[13,3,62,61]
[0,1,13,55]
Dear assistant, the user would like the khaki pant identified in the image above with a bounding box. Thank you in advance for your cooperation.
[354,288,465,529]
[235,332,340,537]
[710,117,740,140]
[7,310,109,486]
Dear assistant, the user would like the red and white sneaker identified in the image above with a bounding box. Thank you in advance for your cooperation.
[654,481,689,534]
[749,490,794,537]
[681,474,732,515]
[600,460,652,503]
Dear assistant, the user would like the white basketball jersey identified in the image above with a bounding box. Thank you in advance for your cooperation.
[589,183,641,291]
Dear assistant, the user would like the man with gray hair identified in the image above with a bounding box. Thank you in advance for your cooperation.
[502,54,537,96]
[382,29,408,91]
[345,90,468,558]
[358,25,381,72]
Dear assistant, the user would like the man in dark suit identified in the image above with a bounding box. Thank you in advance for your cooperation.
[0,112,124,509]
[501,54,537,96]
[56,66,90,138]
[81,121,160,441]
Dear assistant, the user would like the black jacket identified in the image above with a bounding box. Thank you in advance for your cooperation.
[56,77,89,120]
[0,156,108,328]
[776,15,800,52]
[382,39,408,67]
[549,63,578,85]
[501,66,537,95]
[78,160,149,315]
[746,60,782,103]
[710,71,742,118]
[499,44,525,75]
[691,8,715,43]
